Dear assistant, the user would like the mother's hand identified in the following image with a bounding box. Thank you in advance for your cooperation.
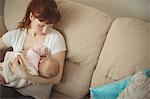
[9,55,27,79]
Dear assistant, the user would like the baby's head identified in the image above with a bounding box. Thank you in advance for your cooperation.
[38,58,59,78]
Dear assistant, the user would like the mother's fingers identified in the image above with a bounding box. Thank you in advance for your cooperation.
[12,55,19,64]
[18,55,23,65]
[10,55,20,72]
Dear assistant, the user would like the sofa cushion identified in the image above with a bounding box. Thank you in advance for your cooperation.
[54,0,113,98]
[148,23,150,66]
[51,89,89,99]
[91,17,149,87]
[50,89,72,99]
[0,15,7,36]
[4,0,31,31]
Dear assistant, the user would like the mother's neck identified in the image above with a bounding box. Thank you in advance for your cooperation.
[27,28,37,37]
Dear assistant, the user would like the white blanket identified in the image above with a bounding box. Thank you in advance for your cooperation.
[1,51,38,88]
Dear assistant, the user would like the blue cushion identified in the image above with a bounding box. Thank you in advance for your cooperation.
[90,76,131,99]
[144,68,150,77]
[90,68,150,99]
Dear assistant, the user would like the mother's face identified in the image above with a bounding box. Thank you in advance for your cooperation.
[29,13,54,35]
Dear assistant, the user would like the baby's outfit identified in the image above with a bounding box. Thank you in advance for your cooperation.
[0,46,47,88]
[26,46,47,71]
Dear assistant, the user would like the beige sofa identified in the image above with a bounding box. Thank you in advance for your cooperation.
[0,0,150,99]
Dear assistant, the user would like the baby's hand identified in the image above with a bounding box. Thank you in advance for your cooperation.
[9,55,27,79]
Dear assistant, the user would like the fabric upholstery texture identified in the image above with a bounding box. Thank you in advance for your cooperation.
[4,0,31,31]
[50,89,72,99]
[91,18,150,87]
[54,0,113,98]
[0,15,7,36]
[148,23,150,66]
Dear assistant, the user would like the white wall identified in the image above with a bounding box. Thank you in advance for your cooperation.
[72,0,149,22]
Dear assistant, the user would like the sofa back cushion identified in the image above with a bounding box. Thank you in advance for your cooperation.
[148,23,150,66]
[4,0,31,31]
[91,17,149,87]
[54,0,113,98]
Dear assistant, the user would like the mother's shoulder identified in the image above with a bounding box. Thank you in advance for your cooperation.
[6,28,26,34]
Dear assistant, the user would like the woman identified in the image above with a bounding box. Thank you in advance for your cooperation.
[0,0,66,98]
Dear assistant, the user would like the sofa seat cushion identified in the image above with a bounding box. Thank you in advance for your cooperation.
[91,17,149,87]
[50,89,72,99]
[51,89,90,99]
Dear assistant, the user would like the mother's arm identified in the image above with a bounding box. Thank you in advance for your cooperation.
[11,51,66,85]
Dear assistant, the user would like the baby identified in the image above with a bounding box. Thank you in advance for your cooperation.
[25,46,59,78]
[0,46,59,88]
